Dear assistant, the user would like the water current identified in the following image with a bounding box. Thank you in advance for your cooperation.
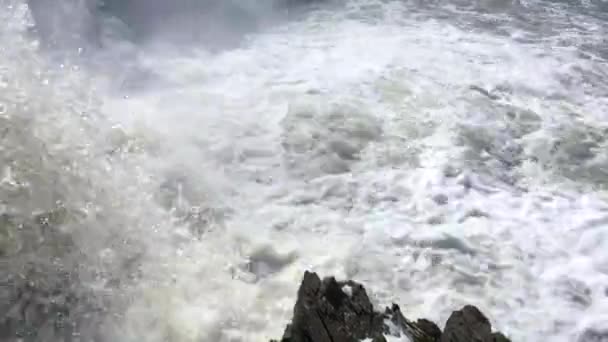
[1,0,608,341]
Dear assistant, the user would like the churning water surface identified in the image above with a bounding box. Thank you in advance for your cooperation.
[1,0,608,341]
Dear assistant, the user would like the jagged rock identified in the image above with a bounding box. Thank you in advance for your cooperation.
[273,271,512,342]
[440,305,492,342]
[385,304,441,342]
[417,319,443,340]
[275,271,385,342]
[440,305,513,342]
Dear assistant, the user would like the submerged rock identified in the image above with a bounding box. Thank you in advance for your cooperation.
[272,271,511,342]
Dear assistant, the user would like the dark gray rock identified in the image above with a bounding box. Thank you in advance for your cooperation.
[273,271,512,342]
[385,304,441,342]
[276,271,385,342]
[441,305,505,342]
[417,319,443,341]
[492,332,513,342]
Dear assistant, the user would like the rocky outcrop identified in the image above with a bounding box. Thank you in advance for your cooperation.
[441,305,510,342]
[272,271,511,342]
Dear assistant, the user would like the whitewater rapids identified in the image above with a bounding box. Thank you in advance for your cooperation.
[1,0,607,341]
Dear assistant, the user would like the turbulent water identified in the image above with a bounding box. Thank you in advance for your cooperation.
[1,0,608,341]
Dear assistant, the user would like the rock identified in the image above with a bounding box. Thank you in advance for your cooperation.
[416,319,443,341]
[385,304,441,342]
[492,332,513,342]
[276,271,385,342]
[441,305,492,342]
[273,271,512,342]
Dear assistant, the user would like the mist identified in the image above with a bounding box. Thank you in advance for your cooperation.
[27,0,324,53]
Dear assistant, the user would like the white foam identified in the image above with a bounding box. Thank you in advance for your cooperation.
[342,284,354,297]
[3,0,608,341]
[101,4,608,337]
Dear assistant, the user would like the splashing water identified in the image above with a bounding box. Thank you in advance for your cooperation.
[2,0,608,341]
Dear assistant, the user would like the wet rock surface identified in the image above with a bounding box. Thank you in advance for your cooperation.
[272,271,512,342]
